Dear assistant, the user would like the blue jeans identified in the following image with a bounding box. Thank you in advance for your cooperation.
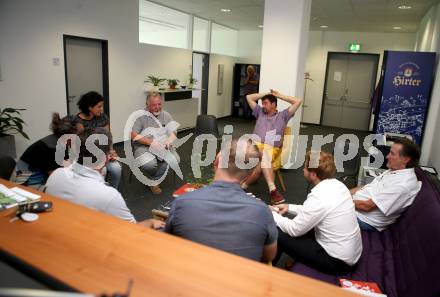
[357,218,378,231]
[134,146,180,180]
[106,160,122,189]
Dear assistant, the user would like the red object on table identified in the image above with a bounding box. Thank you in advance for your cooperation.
[339,278,382,294]
[173,183,202,197]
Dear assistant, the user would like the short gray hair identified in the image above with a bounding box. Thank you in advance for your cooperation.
[146,92,161,104]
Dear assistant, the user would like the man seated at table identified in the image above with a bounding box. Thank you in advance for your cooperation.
[165,139,278,262]
[45,127,164,229]
[131,92,179,195]
[351,137,421,231]
[271,151,362,274]
[241,89,302,205]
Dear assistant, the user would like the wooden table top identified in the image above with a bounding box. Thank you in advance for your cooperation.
[0,179,357,297]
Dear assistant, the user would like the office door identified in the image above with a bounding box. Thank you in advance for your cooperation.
[192,52,209,115]
[321,53,379,130]
[64,35,109,116]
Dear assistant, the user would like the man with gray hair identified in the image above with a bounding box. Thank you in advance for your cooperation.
[165,139,278,262]
[131,92,179,194]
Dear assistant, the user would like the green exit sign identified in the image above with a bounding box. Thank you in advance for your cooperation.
[349,43,361,52]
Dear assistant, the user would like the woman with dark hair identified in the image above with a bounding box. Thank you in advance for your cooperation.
[72,91,121,189]
[74,91,109,131]
[12,113,77,189]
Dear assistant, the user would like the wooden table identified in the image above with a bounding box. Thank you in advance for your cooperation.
[0,179,357,297]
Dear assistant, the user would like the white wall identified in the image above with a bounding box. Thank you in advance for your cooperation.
[207,54,236,118]
[417,2,440,170]
[0,0,234,156]
[229,28,416,125]
[303,31,415,124]
[415,3,440,52]
[211,24,238,57]
[260,0,311,166]
[237,30,263,64]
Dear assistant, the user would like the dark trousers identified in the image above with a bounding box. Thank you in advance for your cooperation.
[274,228,354,275]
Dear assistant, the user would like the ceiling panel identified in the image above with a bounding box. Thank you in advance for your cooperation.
[148,0,440,32]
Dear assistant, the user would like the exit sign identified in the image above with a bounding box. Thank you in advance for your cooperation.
[349,43,361,52]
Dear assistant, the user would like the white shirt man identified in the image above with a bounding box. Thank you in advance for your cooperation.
[352,139,422,231]
[271,151,362,274]
[46,127,164,229]
[46,162,136,222]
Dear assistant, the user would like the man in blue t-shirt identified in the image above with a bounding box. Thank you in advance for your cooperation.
[165,139,278,262]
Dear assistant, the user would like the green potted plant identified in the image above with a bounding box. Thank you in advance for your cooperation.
[144,75,166,91]
[0,108,29,158]
[188,76,197,89]
[167,79,179,90]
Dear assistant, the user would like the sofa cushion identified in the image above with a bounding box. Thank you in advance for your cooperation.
[292,168,440,297]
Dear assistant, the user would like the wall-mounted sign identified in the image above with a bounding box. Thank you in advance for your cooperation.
[348,43,361,52]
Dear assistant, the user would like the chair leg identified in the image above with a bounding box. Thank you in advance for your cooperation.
[277,170,286,192]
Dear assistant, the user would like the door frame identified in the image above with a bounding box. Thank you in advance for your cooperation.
[192,51,210,115]
[63,35,110,116]
[319,52,380,129]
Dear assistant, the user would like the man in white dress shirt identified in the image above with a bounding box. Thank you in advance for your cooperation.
[271,151,362,274]
[352,138,421,231]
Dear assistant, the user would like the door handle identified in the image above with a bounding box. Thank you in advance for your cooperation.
[340,89,348,101]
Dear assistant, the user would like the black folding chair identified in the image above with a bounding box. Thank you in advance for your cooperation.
[333,140,361,188]
[194,115,219,138]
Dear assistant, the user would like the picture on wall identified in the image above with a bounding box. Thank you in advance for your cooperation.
[231,63,261,119]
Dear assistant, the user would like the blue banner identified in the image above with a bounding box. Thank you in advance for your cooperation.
[375,51,436,145]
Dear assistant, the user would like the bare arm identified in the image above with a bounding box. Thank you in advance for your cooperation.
[138,219,166,230]
[261,241,277,263]
[353,199,377,212]
[131,131,154,146]
[246,92,268,110]
[271,90,302,117]
[350,186,363,195]
[245,75,259,85]
[165,132,177,148]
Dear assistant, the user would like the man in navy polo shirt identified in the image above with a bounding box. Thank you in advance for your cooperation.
[165,139,278,262]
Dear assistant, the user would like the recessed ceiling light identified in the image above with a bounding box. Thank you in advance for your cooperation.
[320,25,328,28]
[258,25,264,28]
[393,26,402,30]
[220,8,231,12]
[398,5,412,9]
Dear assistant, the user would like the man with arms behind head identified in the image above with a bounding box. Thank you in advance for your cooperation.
[242,90,302,205]
[271,151,362,274]
[352,138,421,231]
[165,139,278,262]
